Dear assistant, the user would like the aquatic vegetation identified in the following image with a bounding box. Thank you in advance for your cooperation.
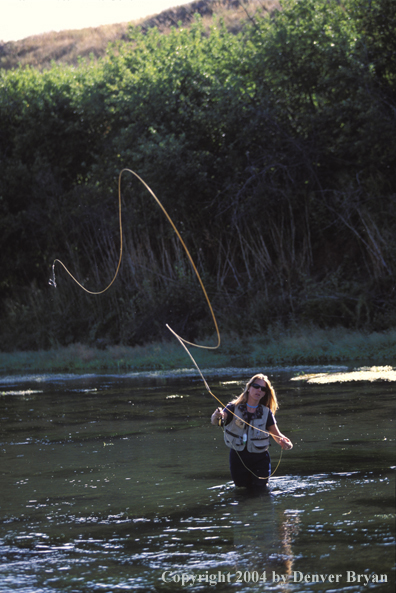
[1,326,395,373]
[292,365,396,383]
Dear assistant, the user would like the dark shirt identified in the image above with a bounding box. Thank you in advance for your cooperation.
[224,403,276,429]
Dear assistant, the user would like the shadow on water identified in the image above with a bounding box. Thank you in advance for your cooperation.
[0,369,395,592]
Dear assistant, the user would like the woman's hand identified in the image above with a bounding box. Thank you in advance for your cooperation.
[279,436,293,450]
[211,407,225,426]
[268,425,293,450]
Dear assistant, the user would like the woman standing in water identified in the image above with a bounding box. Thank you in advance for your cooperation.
[211,374,292,488]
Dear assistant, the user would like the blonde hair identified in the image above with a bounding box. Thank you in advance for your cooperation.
[231,373,279,415]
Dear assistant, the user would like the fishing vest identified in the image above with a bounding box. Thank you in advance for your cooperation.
[224,403,270,453]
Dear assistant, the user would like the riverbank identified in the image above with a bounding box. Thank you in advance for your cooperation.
[1,326,395,374]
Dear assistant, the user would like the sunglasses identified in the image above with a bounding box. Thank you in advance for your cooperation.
[250,383,267,392]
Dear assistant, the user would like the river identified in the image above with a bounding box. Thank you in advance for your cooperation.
[0,365,394,592]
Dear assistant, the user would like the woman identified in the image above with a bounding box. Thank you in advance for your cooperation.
[211,374,292,488]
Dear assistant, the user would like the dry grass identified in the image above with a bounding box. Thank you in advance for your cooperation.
[0,23,130,70]
[0,0,279,70]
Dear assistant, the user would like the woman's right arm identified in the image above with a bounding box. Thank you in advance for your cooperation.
[210,406,230,426]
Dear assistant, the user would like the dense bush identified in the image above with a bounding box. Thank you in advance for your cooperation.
[0,0,395,350]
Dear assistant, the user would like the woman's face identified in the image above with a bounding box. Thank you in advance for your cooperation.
[247,378,267,403]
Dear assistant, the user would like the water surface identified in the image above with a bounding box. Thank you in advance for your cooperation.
[0,367,394,592]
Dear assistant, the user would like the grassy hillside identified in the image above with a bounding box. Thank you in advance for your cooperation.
[0,0,279,70]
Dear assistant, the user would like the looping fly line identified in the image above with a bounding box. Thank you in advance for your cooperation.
[49,168,220,351]
[49,168,283,476]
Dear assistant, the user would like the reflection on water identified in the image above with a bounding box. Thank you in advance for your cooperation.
[0,368,394,592]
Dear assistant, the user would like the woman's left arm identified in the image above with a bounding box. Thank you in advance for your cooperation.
[268,424,293,450]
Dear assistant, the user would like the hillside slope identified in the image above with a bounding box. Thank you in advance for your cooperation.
[0,0,278,70]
